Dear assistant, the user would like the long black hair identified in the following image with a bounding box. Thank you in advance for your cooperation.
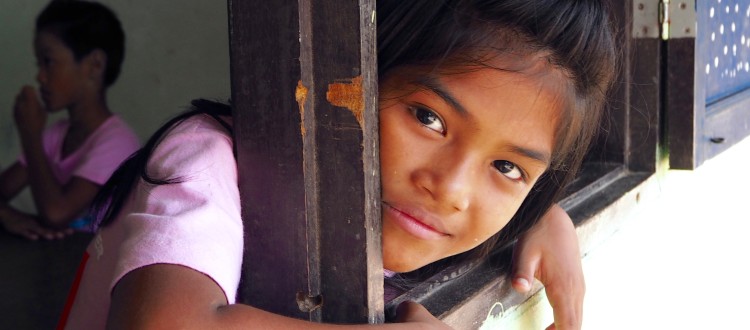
[378,0,617,281]
[36,0,125,87]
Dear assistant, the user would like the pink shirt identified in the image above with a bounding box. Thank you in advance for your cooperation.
[60,115,242,329]
[19,115,140,186]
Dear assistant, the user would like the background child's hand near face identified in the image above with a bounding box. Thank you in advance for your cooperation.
[512,204,583,330]
[13,85,47,141]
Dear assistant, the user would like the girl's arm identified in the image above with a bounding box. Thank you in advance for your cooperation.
[0,162,69,240]
[108,264,450,329]
[13,86,101,228]
[511,203,584,330]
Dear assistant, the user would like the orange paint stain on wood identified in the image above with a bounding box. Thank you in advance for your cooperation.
[295,80,309,136]
[326,76,364,128]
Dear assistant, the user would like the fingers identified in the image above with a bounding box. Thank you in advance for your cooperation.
[27,225,56,241]
[52,228,73,239]
[5,220,42,241]
[4,217,68,241]
[21,85,36,98]
[20,229,41,241]
[15,86,35,106]
[511,256,538,293]
[511,240,540,294]
[36,226,72,240]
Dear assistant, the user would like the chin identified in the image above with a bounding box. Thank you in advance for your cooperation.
[383,254,434,273]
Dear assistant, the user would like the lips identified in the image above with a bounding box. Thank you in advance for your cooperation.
[383,202,449,240]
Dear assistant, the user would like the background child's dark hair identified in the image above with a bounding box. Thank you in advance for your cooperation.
[378,0,617,281]
[36,0,125,87]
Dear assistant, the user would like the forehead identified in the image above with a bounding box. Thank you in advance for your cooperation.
[450,68,563,146]
[34,31,69,54]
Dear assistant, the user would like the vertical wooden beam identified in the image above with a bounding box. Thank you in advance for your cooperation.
[300,0,383,323]
[228,0,382,323]
[228,0,308,320]
[664,0,700,169]
[592,0,661,172]
[628,0,661,173]
[665,37,697,169]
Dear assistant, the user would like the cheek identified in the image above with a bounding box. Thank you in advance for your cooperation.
[468,187,530,242]
[378,109,414,179]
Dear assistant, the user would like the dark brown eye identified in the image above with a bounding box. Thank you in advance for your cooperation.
[410,106,445,134]
[493,160,523,180]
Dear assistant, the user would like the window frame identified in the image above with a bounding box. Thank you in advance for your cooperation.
[667,0,750,169]
[227,0,671,326]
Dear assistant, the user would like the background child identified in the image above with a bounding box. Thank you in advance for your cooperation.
[61,0,615,329]
[0,0,139,240]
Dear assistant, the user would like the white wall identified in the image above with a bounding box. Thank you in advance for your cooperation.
[0,0,230,211]
[481,136,750,329]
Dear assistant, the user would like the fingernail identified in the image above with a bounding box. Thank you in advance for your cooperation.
[515,277,530,290]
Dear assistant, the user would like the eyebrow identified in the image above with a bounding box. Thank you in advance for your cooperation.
[415,75,552,167]
[508,145,551,167]
[415,76,469,116]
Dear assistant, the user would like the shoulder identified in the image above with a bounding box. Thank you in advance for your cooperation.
[147,114,235,179]
[80,115,140,161]
[157,114,233,155]
[163,114,232,141]
[97,115,140,145]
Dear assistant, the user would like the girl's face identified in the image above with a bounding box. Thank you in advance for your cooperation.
[379,65,563,272]
[34,31,89,112]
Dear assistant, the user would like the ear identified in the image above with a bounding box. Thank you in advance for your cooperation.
[83,49,108,83]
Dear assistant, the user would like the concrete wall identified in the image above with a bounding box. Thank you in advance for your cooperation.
[0,0,230,211]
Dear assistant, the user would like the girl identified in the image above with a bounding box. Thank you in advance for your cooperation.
[61,0,615,329]
[0,1,139,240]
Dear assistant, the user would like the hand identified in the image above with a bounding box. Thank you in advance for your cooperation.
[394,301,454,329]
[13,86,47,139]
[1,212,72,241]
[511,204,583,330]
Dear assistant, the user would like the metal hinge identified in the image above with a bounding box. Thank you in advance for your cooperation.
[633,0,696,40]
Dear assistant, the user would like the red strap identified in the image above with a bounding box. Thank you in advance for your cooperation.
[56,251,90,330]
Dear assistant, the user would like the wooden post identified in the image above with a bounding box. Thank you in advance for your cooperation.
[228,0,383,324]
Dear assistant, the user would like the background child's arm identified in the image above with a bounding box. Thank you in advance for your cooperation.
[0,161,67,240]
[108,264,451,329]
[13,86,101,228]
[0,161,28,204]
[511,204,584,330]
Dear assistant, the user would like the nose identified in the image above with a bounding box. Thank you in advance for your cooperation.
[413,151,476,212]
